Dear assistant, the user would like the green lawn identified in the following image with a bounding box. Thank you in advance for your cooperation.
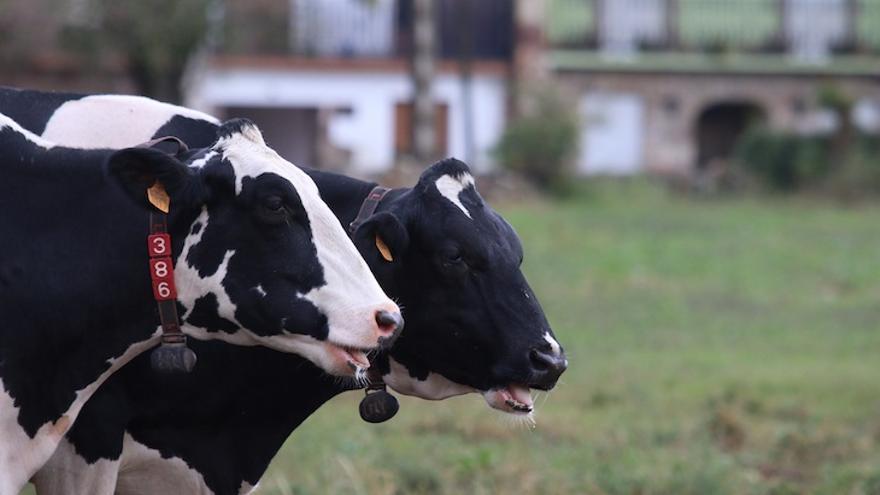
[259,181,880,495]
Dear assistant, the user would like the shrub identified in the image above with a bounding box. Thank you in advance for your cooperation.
[733,127,880,198]
[733,127,831,191]
[818,141,880,201]
[494,88,579,193]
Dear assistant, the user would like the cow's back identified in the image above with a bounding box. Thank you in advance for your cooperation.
[0,88,221,150]
[0,87,86,135]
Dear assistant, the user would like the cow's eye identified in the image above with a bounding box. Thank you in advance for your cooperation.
[257,195,289,224]
[442,249,464,266]
[264,196,284,213]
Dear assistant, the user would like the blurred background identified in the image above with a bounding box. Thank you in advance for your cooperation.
[3,0,880,494]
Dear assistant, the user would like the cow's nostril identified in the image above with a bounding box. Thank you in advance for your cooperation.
[527,347,567,390]
[529,349,551,370]
[375,310,403,336]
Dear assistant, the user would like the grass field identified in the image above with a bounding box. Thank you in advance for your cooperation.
[258,181,880,495]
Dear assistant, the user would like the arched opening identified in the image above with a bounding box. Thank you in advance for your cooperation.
[695,101,766,169]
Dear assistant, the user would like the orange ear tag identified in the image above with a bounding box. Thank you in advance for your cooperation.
[375,235,393,262]
[147,181,171,214]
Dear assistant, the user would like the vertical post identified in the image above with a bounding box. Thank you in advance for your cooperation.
[665,0,679,49]
[777,0,788,51]
[512,0,548,117]
[846,0,859,49]
[288,0,297,54]
[456,0,475,165]
[411,0,436,161]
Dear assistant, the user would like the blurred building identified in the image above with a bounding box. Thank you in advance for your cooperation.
[548,0,880,175]
[2,0,878,177]
[0,0,134,94]
[184,0,517,174]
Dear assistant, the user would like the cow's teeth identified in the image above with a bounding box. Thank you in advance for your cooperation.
[505,398,533,412]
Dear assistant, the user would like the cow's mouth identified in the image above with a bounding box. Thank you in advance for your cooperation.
[328,343,372,371]
[481,384,534,415]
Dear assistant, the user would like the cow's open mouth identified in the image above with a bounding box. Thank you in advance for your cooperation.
[328,343,371,371]
[482,384,534,415]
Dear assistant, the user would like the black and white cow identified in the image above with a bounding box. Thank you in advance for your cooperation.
[0,88,568,494]
[0,111,401,494]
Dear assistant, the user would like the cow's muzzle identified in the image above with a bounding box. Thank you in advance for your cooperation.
[527,346,568,390]
[375,309,404,349]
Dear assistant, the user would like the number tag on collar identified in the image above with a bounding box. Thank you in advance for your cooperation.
[148,234,171,257]
[151,276,177,301]
[376,235,393,262]
[147,182,170,213]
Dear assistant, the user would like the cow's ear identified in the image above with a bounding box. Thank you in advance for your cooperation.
[107,147,203,211]
[358,212,408,263]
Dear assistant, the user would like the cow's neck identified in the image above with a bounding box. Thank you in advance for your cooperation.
[0,145,185,432]
[116,342,353,494]
[304,169,407,228]
[2,148,163,328]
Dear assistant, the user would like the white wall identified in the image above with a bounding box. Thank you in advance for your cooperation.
[854,98,880,133]
[578,92,645,175]
[185,67,507,175]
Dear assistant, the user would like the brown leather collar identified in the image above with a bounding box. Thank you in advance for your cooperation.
[136,135,189,155]
[350,185,399,422]
[138,137,196,373]
[348,186,390,237]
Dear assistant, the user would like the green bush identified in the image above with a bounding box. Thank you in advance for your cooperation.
[494,89,578,193]
[733,127,831,191]
[733,127,880,199]
[819,141,880,201]
[732,83,880,199]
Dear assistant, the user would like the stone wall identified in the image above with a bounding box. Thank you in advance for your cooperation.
[556,71,879,175]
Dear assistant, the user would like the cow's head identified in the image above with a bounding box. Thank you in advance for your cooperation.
[353,159,566,415]
[108,119,402,377]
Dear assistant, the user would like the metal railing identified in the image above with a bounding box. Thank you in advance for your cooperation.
[218,0,513,61]
[291,0,400,58]
[547,0,880,56]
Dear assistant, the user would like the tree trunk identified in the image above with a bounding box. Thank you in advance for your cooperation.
[456,0,475,164]
[511,0,548,118]
[777,0,788,49]
[665,0,679,49]
[411,0,436,161]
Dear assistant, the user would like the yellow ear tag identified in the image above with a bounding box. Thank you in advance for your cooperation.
[375,235,393,262]
[146,181,171,214]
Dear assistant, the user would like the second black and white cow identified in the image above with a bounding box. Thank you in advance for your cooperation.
[0,112,400,494]
[0,88,567,494]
